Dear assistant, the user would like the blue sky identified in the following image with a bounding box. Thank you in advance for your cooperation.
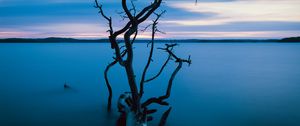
[0,0,299,39]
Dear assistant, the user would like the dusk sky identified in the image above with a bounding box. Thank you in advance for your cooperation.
[0,0,299,39]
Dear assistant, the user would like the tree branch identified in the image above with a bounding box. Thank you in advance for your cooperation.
[139,10,165,97]
[95,0,126,66]
[94,0,113,35]
[96,0,194,124]
[144,54,171,83]
[131,30,138,44]
[142,44,191,108]
[130,0,137,16]
[122,17,139,110]
[136,0,161,20]
[137,0,162,23]
[142,61,182,107]
[104,60,117,111]
[159,107,172,126]
[122,0,134,21]
[104,49,128,111]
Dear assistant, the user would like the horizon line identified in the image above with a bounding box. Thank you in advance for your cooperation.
[0,37,287,40]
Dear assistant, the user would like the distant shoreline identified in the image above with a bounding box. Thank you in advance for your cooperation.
[0,37,299,43]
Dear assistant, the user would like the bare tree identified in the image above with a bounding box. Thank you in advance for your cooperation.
[95,0,191,125]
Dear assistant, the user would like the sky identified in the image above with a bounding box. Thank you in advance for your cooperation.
[0,0,299,39]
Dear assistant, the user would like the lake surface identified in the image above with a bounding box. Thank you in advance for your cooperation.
[0,43,300,126]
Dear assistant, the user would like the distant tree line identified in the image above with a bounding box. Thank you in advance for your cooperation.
[278,37,300,42]
[1,37,299,43]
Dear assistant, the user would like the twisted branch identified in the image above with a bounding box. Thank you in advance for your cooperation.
[96,0,193,125]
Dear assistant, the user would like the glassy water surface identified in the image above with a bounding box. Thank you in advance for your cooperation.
[0,43,300,126]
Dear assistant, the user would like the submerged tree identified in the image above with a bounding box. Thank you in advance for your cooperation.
[95,0,191,125]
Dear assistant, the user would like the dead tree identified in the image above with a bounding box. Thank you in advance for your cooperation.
[95,0,191,125]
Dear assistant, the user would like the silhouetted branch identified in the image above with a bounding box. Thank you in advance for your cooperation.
[141,24,152,32]
[104,61,117,111]
[142,44,191,108]
[122,0,134,21]
[144,54,171,83]
[94,0,113,35]
[96,0,191,125]
[116,11,128,21]
[136,2,156,19]
[159,107,172,126]
[112,0,163,39]
[138,0,162,23]
[116,0,136,21]
[104,50,128,111]
[95,0,126,66]
[136,0,162,22]
[131,30,138,44]
[160,44,192,65]
[123,30,139,108]
[142,62,181,107]
[139,10,165,96]
[130,0,137,16]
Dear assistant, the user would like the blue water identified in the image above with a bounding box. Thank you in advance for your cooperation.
[0,43,300,126]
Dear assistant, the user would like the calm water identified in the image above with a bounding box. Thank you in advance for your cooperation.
[0,43,300,126]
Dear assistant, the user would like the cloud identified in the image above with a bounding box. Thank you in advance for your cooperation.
[160,21,300,32]
[0,2,95,17]
[0,23,108,39]
[160,4,217,20]
[0,0,299,39]
[166,0,300,25]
